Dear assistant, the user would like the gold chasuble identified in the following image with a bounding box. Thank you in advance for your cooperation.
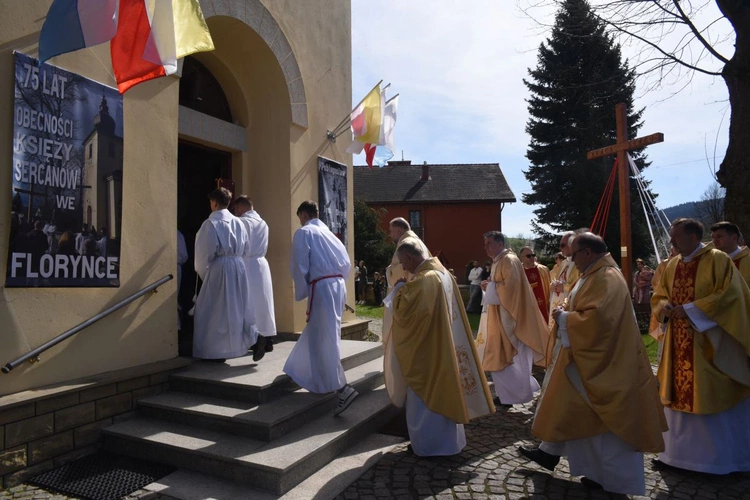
[479,251,549,372]
[386,231,430,288]
[524,264,551,323]
[533,254,667,452]
[734,247,750,285]
[652,243,750,415]
[388,258,494,423]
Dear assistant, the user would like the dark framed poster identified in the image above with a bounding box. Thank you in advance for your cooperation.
[7,52,124,287]
[317,156,348,248]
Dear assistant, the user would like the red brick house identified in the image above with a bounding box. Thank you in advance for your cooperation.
[353,161,516,283]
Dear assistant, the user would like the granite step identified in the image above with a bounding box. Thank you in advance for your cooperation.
[169,340,383,404]
[103,385,398,495]
[137,357,385,441]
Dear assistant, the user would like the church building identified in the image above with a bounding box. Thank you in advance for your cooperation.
[0,2,358,487]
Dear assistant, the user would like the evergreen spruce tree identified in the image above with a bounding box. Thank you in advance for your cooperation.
[523,0,654,264]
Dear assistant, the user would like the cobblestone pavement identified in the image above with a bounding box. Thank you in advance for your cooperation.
[0,484,171,500]
[336,399,750,500]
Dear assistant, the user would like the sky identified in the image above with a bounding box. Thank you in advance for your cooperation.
[350,1,732,238]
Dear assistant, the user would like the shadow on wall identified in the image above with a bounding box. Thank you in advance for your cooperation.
[0,244,171,392]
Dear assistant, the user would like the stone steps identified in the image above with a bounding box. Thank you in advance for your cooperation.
[104,386,397,495]
[169,340,383,403]
[137,357,385,441]
[102,340,396,495]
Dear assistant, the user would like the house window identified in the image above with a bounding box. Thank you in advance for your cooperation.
[88,143,93,159]
[409,210,423,238]
[409,210,421,229]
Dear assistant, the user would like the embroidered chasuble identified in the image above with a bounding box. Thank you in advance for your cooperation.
[653,244,750,415]
[387,258,494,423]
[524,265,550,323]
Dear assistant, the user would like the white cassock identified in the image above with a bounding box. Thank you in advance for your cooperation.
[538,276,645,496]
[193,209,258,360]
[237,209,276,336]
[285,218,351,393]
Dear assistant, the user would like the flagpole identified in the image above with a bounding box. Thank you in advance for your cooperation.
[327,79,383,142]
[334,92,400,140]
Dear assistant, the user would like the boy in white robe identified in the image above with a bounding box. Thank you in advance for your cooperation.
[285,201,357,415]
[233,196,277,361]
[193,188,258,361]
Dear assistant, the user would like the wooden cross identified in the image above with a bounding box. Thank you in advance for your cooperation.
[14,186,44,221]
[587,103,664,283]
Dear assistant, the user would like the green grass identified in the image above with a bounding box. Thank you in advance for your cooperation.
[355,304,384,320]
[467,312,481,335]
[642,334,659,365]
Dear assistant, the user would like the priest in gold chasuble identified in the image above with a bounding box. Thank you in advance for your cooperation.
[384,242,494,457]
[652,218,750,475]
[549,231,581,314]
[476,232,549,406]
[520,233,666,495]
[711,220,750,285]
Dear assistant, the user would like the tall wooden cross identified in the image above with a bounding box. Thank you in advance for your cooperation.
[587,103,664,282]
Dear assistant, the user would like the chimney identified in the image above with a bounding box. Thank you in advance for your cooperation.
[421,161,430,181]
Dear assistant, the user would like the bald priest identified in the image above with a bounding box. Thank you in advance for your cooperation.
[384,241,494,457]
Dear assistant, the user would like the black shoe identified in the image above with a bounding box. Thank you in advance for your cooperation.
[204,358,226,363]
[518,445,560,471]
[265,338,274,352]
[252,336,267,362]
[580,477,603,490]
[493,396,512,410]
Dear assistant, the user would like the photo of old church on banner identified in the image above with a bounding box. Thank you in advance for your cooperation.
[7,52,124,287]
[318,157,348,247]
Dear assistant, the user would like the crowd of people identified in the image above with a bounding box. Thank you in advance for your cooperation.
[187,194,750,494]
[381,217,749,495]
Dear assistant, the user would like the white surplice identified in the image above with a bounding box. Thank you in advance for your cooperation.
[549,257,575,312]
[538,271,646,495]
[237,210,277,336]
[284,218,351,393]
[406,387,466,457]
[193,209,258,360]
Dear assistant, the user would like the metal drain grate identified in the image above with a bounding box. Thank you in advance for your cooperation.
[28,451,176,500]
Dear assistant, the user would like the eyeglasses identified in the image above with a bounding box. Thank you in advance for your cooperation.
[571,248,587,259]
[524,254,536,258]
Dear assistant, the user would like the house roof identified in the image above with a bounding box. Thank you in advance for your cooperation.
[353,162,516,204]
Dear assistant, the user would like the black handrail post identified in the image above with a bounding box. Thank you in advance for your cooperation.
[2,274,173,374]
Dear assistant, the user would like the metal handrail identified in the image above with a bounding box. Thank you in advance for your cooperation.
[2,274,174,374]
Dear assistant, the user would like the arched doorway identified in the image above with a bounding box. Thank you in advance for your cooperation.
[176,56,235,355]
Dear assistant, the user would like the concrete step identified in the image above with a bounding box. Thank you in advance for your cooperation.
[137,357,385,441]
[141,433,404,500]
[103,385,398,495]
[169,340,383,404]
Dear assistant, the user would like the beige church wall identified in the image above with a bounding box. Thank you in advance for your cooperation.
[262,0,355,332]
[195,0,354,333]
[0,1,179,396]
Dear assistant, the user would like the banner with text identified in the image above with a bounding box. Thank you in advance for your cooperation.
[318,156,348,248]
[7,52,125,287]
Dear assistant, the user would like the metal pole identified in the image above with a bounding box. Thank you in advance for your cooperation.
[2,274,173,374]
